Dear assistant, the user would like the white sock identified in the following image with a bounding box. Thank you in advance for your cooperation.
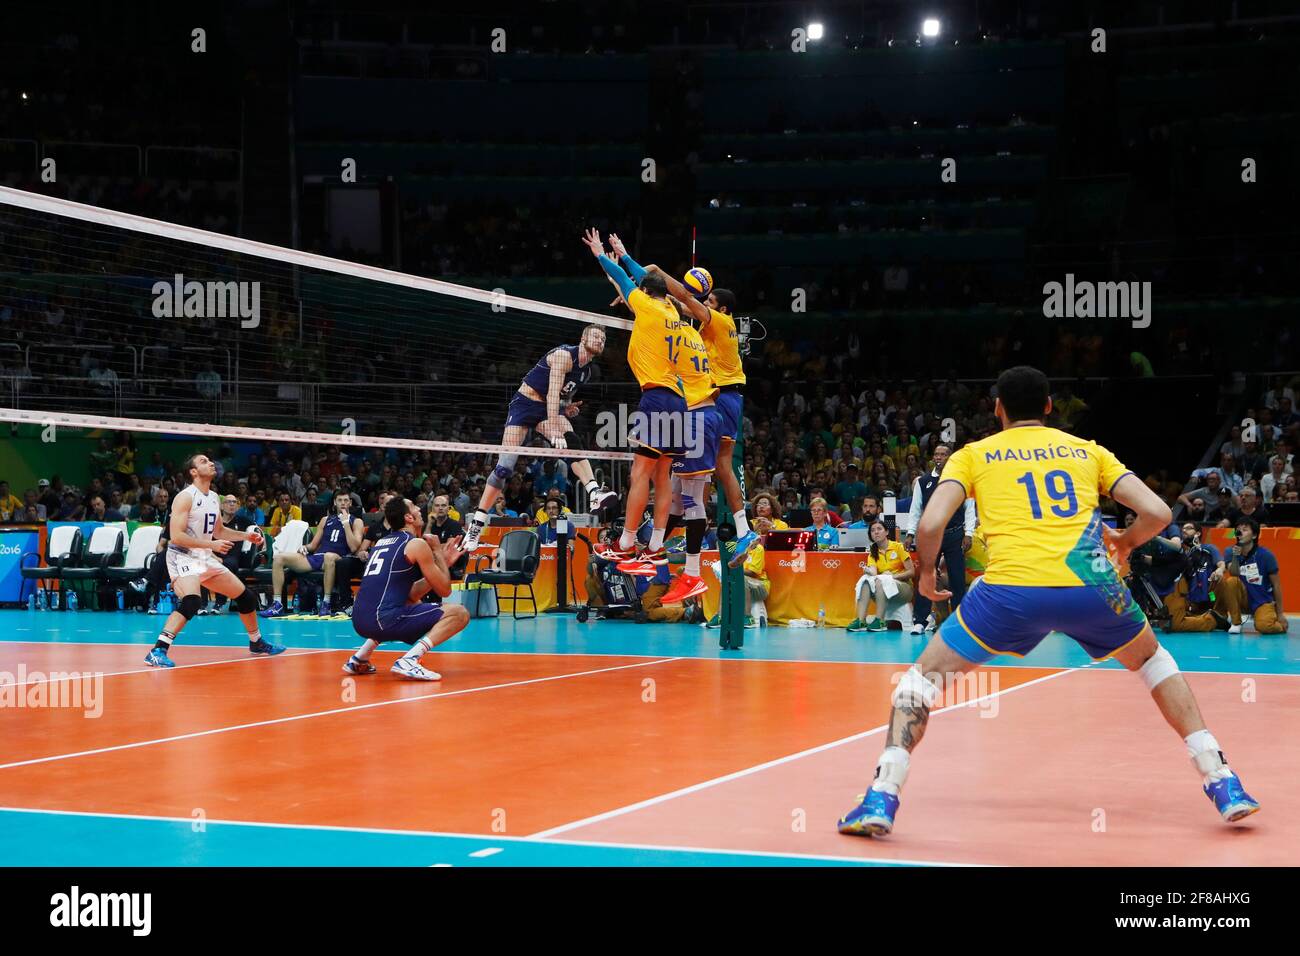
[649,528,665,551]
[585,480,600,496]
[734,510,751,537]
[1185,729,1232,782]
[871,746,911,795]
[619,530,637,551]
[685,553,701,577]
[354,639,378,662]
[402,638,431,662]
[273,592,282,603]
[248,630,262,643]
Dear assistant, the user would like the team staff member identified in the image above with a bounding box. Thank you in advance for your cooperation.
[848,521,915,632]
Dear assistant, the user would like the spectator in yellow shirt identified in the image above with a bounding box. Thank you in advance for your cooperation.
[751,492,789,530]
[266,492,302,536]
[0,481,24,522]
[848,521,915,632]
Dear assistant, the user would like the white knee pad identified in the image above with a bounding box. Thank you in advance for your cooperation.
[1137,644,1179,691]
[681,478,707,521]
[892,666,940,709]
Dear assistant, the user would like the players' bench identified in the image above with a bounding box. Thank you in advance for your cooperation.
[19,525,85,607]
[53,526,127,609]
[244,520,366,606]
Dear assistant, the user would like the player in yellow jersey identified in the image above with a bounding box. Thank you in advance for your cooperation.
[603,237,760,601]
[582,227,686,559]
[838,365,1259,837]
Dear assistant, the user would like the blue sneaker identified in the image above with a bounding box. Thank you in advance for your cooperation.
[341,655,376,675]
[258,600,287,619]
[144,647,175,668]
[1204,772,1261,823]
[249,638,287,656]
[727,531,761,569]
[837,788,899,836]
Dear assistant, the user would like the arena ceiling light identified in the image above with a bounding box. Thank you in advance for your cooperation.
[921,18,941,38]
[808,22,825,40]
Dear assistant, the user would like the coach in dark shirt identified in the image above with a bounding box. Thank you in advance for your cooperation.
[424,493,467,579]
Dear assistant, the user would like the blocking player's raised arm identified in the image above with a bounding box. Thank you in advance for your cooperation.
[596,253,637,302]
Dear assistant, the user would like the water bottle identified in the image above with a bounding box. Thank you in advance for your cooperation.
[817,603,826,628]
[291,593,299,613]
[158,588,173,616]
[67,589,79,612]
[36,588,45,611]
[116,589,125,611]
[50,589,60,610]
[28,592,36,611]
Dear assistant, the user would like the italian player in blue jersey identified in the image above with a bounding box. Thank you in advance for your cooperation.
[838,366,1259,837]
[261,491,364,618]
[344,495,470,681]
[462,323,618,552]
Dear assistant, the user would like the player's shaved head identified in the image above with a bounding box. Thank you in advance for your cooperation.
[640,272,668,298]
[995,366,1051,423]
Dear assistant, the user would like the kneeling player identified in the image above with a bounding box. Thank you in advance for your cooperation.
[146,454,284,667]
[344,495,470,681]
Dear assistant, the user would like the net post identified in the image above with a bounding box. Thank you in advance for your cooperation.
[717,408,746,650]
[544,517,576,614]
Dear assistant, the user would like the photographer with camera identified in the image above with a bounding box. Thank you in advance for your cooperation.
[1161,521,1232,632]
[1217,517,1289,635]
[1123,511,1187,628]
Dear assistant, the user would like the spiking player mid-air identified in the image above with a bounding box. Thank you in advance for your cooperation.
[837,365,1259,838]
[463,323,619,552]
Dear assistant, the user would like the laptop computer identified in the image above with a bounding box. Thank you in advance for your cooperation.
[837,528,872,550]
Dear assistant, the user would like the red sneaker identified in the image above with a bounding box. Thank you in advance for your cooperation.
[617,560,660,576]
[595,545,636,561]
[660,573,708,604]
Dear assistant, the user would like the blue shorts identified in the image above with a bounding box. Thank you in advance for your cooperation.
[631,387,689,457]
[306,552,347,572]
[940,579,1148,663]
[504,392,547,430]
[672,405,721,477]
[351,601,445,645]
[713,389,743,442]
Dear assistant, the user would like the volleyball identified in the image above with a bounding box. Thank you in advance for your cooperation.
[683,267,713,299]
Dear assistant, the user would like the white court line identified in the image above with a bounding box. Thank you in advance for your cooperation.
[0,648,337,688]
[527,665,1088,841]
[468,847,503,858]
[0,657,680,772]
[0,805,969,866]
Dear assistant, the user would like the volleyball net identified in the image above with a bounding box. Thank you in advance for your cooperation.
[0,186,640,479]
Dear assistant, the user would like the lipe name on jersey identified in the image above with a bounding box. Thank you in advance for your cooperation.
[983,445,1092,463]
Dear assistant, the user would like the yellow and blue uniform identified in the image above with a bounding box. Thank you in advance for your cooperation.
[935,425,1147,662]
[699,306,746,444]
[672,319,722,477]
[598,254,689,456]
